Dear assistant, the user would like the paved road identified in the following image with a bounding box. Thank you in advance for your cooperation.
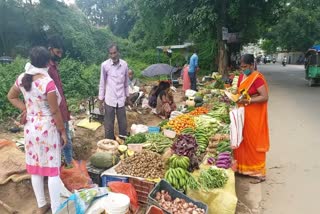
[259,63,320,213]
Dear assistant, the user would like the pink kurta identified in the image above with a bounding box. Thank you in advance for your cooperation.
[182,65,191,91]
[16,74,62,177]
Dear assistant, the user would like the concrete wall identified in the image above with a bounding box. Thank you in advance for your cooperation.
[275,52,305,64]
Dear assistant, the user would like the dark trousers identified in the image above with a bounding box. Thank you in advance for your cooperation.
[188,72,197,91]
[104,104,127,140]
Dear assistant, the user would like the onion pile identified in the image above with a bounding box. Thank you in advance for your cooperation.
[155,190,205,214]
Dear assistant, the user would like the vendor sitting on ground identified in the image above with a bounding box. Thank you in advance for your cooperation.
[127,69,141,106]
[155,81,176,119]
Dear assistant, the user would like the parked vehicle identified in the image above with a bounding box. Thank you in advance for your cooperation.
[305,45,320,87]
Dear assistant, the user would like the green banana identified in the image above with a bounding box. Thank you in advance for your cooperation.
[179,177,185,187]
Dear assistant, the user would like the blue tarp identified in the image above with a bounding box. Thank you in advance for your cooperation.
[310,45,320,52]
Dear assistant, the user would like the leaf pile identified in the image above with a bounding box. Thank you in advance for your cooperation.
[171,134,198,158]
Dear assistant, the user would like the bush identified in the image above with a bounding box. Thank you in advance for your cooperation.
[0,57,27,119]
[58,57,100,101]
[125,57,149,78]
[0,51,187,119]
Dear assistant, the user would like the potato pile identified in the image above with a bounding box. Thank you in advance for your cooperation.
[115,150,165,178]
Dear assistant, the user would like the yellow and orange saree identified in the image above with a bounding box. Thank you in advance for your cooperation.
[234,71,270,177]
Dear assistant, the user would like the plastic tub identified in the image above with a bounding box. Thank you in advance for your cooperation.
[148,126,160,133]
[105,192,130,214]
[163,129,176,139]
[128,144,143,152]
[101,175,129,187]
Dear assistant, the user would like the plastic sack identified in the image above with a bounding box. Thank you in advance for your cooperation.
[169,111,183,120]
[185,89,197,97]
[56,187,108,214]
[130,124,148,135]
[108,181,139,210]
[60,160,93,192]
[141,98,149,109]
[186,164,238,214]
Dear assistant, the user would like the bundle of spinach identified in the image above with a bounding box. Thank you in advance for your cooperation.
[125,133,147,145]
[198,167,228,189]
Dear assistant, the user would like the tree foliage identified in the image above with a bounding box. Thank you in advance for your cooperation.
[76,0,136,38]
[125,0,286,72]
[0,0,127,63]
[264,0,320,51]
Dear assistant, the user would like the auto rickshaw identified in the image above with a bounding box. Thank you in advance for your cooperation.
[305,45,320,87]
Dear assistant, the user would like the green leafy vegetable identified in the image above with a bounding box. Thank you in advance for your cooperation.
[125,133,147,145]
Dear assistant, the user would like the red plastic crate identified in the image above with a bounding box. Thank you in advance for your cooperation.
[129,177,155,205]
[146,205,164,214]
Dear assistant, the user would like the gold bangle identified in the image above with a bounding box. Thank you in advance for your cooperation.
[248,98,252,104]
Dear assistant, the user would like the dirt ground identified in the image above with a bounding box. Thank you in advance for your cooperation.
[0,86,254,214]
[0,88,185,214]
[0,87,254,214]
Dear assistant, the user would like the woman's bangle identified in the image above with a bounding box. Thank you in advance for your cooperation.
[248,98,252,104]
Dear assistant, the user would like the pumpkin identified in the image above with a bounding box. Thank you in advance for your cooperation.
[90,152,119,169]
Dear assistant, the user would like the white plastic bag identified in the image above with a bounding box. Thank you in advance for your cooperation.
[185,89,197,97]
[130,124,148,135]
[169,111,183,120]
[229,107,244,149]
[141,98,149,109]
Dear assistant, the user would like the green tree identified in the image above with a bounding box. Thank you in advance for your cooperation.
[128,0,286,74]
[260,39,277,54]
[0,0,34,55]
[76,0,136,38]
[264,0,320,51]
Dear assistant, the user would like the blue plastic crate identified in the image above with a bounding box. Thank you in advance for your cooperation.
[101,175,129,187]
[148,126,160,133]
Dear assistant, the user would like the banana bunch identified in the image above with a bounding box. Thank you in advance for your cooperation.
[169,154,190,170]
[195,128,209,153]
[165,167,189,191]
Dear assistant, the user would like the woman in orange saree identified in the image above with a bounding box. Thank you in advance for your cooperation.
[234,54,270,183]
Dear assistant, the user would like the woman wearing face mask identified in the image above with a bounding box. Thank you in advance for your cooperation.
[7,46,66,213]
[234,54,270,183]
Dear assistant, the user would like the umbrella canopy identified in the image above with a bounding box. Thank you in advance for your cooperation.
[306,44,320,56]
[142,63,178,77]
[310,45,320,52]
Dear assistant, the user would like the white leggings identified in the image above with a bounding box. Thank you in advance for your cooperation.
[31,175,61,214]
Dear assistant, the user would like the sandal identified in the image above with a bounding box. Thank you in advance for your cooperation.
[250,176,266,184]
[36,203,51,214]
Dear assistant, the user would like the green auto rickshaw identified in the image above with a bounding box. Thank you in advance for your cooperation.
[305,45,320,87]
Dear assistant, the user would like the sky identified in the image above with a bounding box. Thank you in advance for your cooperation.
[64,0,75,5]
[24,0,75,5]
